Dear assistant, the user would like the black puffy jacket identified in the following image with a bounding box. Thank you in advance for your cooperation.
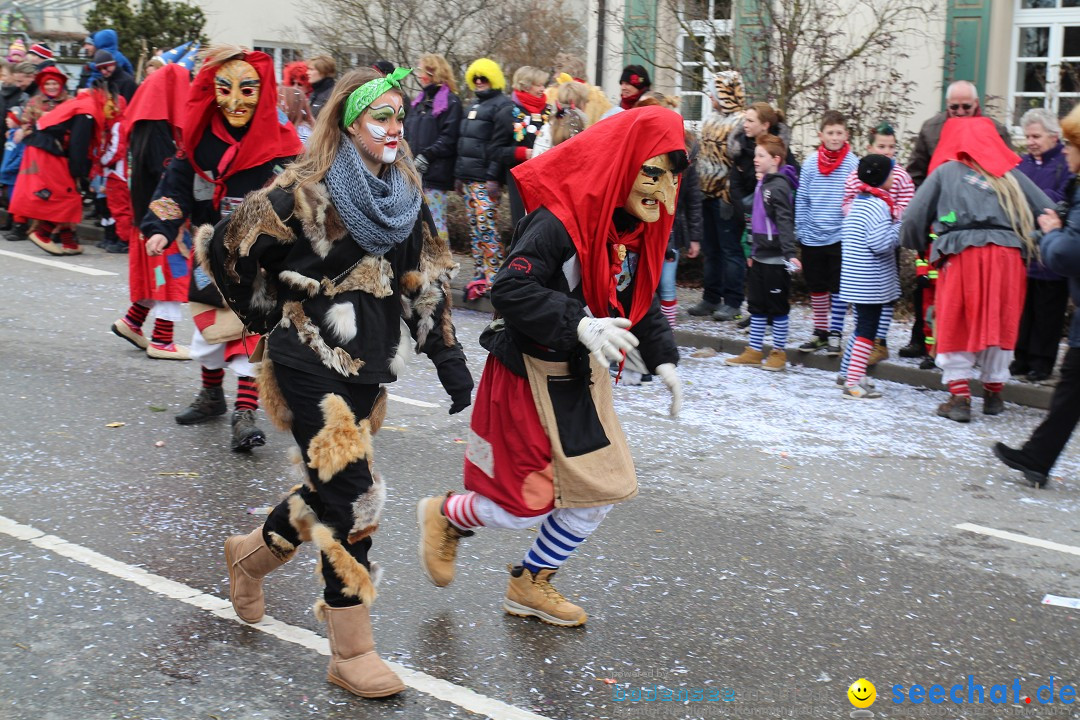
[404,83,462,191]
[310,76,335,118]
[454,89,514,183]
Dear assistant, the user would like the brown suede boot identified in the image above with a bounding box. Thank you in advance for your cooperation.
[321,601,405,698]
[416,493,472,587]
[867,340,889,367]
[724,346,763,367]
[761,349,787,372]
[224,527,292,623]
[503,565,587,627]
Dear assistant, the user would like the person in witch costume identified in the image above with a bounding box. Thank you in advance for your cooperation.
[141,46,302,451]
[110,63,193,359]
[205,67,472,698]
[417,106,686,627]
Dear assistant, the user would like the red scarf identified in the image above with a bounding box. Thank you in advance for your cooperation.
[817,142,850,175]
[511,106,686,327]
[512,90,547,115]
[122,63,189,145]
[858,184,897,219]
[620,91,643,111]
[928,117,1019,178]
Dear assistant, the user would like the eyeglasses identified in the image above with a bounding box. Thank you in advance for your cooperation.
[949,103,974,111]
[473,76,489,84]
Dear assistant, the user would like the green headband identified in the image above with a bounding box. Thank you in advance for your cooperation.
[342,67,412,127]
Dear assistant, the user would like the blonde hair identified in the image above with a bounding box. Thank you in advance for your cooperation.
[636,91,680,109]
[550,107,587,146]
[512,66,548,92]
[277,69,421,193]
[309,54,337,78]
[417,53,456,93]
[555,80,589,110]
[200,44,247,68]
[969,160,1038,261]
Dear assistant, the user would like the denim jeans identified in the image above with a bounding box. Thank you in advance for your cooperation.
[658,250,679,302]
[700,197,745,308]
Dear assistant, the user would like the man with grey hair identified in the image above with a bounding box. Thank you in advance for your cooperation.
[898,80,1014,361]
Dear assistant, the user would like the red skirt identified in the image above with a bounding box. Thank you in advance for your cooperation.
[463,355,555,517]
[9,146,83,225]
[127,223,191,303]
[935,244,1026,354]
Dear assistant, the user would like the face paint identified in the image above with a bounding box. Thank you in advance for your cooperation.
[352,92,405,166]
[215,59,261,128]
[623,153,678,223]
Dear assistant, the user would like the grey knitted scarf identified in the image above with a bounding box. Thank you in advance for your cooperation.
[324,136,421,255]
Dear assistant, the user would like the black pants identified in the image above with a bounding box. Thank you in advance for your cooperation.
[853,303,884,341]
[701,197,746,307]
[1013,278,1069,374]
[800,242,842,294]
[264,362,381,607]
[1023,346,1080,473]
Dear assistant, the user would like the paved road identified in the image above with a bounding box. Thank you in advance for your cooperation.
[1,247,1078,720]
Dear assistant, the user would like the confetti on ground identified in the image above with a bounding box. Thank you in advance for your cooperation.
[1043,594,1080,610]
[148,405,167,412]
[105,422,125,428]
[154,441,165,447]
[157,471,199,477]
[247,506,273,516]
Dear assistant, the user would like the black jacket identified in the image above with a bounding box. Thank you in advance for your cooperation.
[728,122,799,218]
[128,120,177,222]
[481,207,679,378]
[0,84,26,118]
[107,68,137,102]
[670,140,703,252]
[310,77,335,118]
[25,114,95,180]
[454,89,514,183]
[403,84,462,191]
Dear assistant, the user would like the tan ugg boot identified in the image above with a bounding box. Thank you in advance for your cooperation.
[761,349,787,372]
[724,346,764,367]
[321,601,406,698]
[867,340,889,366]
[503,565,587,627]
[224,527,292,623]
[416,493,472,587]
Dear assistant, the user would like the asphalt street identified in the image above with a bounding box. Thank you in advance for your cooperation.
[1,245,1078,720]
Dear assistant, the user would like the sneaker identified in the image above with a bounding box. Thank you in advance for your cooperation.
[919,356,937,371]
[982,389,1005,416]
[712,304,742,322]
[936,395,971,423]
[146,341,192,360]
[867,340,888,367]
[842,383,882,399]
[898,342,926,358]
[799,331,828,353]
[5,222,26,241]
[992,442,1049,488]
[686,300,719,317]
[838,374,877,389]
[736,315,752,330]
[29,229,65,255]
[761,349,786,372]
[503,565,587,627]
[230,409,266,452]
[175,386,228,425]
[105,239,129,254]
[826,330,842,357]
[416,493,472,587]
[725,346,763,367]
[112,318,149,350]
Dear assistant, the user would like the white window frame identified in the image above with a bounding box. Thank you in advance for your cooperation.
[674,0,732,126]
[1011,1,1080,129]
[252,43,308,81]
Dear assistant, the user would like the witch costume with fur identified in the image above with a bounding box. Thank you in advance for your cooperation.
[139,48,302,450]
[204,67,472,699]
[416,106,686,628]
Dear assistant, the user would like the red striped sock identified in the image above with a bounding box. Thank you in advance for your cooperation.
[660,300,677,329]
[983,381,1004,393]
[202,366,225,389]
[151,318,174,346]
[235,376,259,411]
[125,303,150,329]
[845,336,874,387]
[948,379,971,398]
[810,292,830,332]
[443,491,483,531]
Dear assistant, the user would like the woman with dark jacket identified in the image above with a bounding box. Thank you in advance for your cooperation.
[454,57,515,298]
[404,53,461,243]
[307,55,337,118]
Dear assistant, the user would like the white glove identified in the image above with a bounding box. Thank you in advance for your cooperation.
[577,317,639,365]
[655,363,682,418]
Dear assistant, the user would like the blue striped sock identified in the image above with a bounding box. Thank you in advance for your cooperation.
[749,315,767,351]
[876,303,894,340]
[524,515,587,571]
[839,334,856,374]
[829,295,847,333]
[771,315,789,350]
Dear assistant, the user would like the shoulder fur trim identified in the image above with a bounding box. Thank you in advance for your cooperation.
[294,182,348,258]
[222,188,295,281]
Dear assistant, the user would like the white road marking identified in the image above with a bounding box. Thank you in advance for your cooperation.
[388,393,439,408]
[0,248,118,276]
[955,522,1080,558]
[0,514,552,720]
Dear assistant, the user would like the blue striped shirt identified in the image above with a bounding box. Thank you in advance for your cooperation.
[839,195,901,304]
[795,150,859,246]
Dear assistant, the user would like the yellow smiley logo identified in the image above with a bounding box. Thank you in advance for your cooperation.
[848,678,876,708]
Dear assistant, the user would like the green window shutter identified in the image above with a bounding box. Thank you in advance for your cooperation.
[624,0,657,70]
[732,0,768,100]
[944,0,993,109]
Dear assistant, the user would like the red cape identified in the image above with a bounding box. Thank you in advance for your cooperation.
[123,63,189,138]
[38,88,112,132]
[929,117,1020,178]
[511,105,686,326]
[181,50,302,192]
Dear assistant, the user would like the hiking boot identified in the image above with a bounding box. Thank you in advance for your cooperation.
[503,565,587,627]
[826,330,842,357]
[992,442,1049,488]
[936,395,971,423]
[105,239,129,254]
[686,300,719,317]
[898,342,925,358]
[725,346,763,367]
[416,493,472,587]
[175,386,228,425]
[982,389,1005,416]
[147,341,191,360]
[919,356,937,371]
[5,222,27,241]
[230,409,266,452]
[867,340,889,366]
[112,317,149,350]
[799,331,828,353]
[761,349,786,372]
[712,304,742,322]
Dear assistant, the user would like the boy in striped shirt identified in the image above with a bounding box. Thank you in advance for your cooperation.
[795,110,858,355]
[837,154,902,398]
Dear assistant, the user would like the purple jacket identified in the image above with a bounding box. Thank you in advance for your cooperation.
[1019,142,1073,280]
